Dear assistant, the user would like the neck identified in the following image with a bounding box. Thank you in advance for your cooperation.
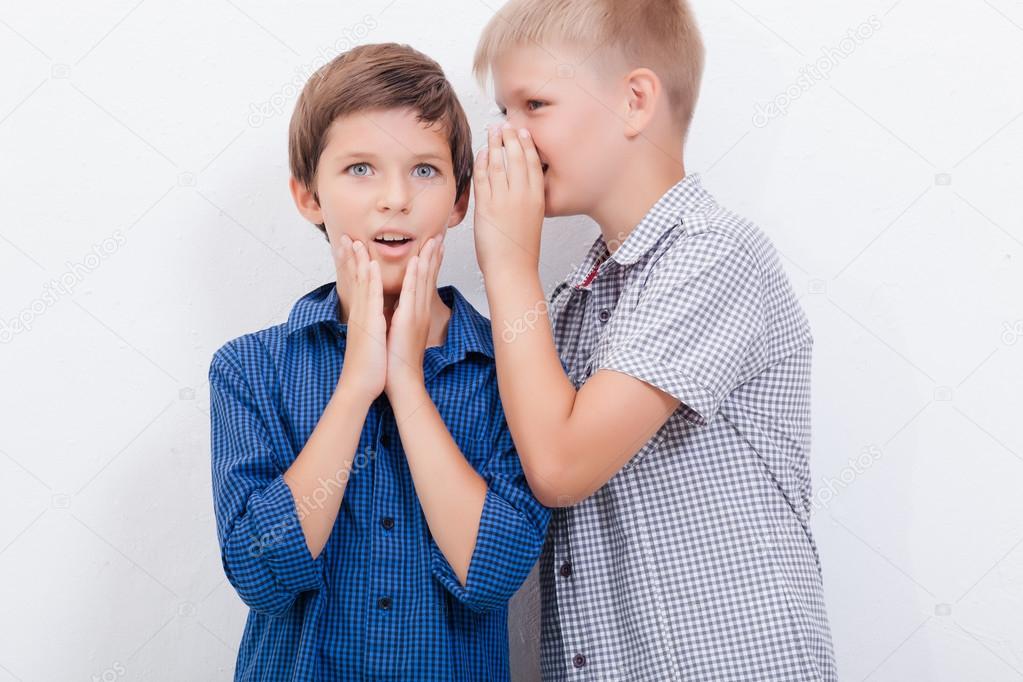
[589,150,686,255]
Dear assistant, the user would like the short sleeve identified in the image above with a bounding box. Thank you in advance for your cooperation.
[599,233,766,426]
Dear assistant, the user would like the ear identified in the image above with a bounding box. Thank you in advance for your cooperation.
[447,188,470,228]
[289,176,325,225]
[622,68,661,139]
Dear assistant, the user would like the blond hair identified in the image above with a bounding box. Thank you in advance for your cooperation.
[473,0,705,136]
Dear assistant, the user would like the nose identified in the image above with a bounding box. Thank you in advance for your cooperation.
[377,174,412,214]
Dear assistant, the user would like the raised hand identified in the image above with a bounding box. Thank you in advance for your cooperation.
[334,235,387,403]
[384,236,443,397]
[472,123,546,276]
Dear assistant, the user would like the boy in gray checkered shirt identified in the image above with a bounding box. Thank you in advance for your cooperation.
[469,1,838,680]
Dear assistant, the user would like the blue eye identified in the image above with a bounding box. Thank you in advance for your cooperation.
[413,164,438,178]
[526,100,545,111]
[348,163,371,176]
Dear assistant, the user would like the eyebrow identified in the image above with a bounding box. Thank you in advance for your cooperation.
[332,151,449,164]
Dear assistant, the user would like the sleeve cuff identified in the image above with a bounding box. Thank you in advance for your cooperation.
[601,345,719,427]
[431,485,546,613]
[247,474,325,595]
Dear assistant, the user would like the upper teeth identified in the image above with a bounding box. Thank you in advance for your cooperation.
[376,233,410,242]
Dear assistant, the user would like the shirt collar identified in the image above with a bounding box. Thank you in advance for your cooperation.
[434,285,495,363]
[286,282,341,335]
[567,173,713,289]
[286,282,494,362]
[612,172,713,265]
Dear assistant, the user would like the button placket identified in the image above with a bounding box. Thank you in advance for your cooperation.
[586,283,617,379]
[554,508,593,677]
[365,404,401,678]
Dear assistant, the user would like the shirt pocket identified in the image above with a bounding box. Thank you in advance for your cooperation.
[431,389,498,471]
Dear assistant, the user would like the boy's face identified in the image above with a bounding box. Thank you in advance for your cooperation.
[492,43,629,218]
[295,107,468,294]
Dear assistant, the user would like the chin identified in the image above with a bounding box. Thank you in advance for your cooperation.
[381,274,406,293]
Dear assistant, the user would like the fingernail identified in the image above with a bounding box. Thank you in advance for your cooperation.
[519,128,530,138]
[502,122,512,130]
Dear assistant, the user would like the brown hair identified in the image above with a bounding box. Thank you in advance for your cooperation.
[473,0,705,139]
[289,43,473,239]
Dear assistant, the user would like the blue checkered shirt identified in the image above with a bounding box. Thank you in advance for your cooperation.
[540,174,837,680]
[209,284,550,681]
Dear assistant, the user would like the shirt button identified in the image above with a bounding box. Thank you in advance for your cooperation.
[378,596,392,610]
[380,432,390,448]
[559,562,572,578]
[598,308,611,323]
[573,653,586,668]
[381,517,395,531]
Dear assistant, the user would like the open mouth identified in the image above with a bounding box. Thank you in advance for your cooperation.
[373,236,413,246]
[371,231,416,258]
[541,162,549,174]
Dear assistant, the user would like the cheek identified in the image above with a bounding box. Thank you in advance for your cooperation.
[540,119,589,176]
[319,185,372,230]
[418,184,459,228]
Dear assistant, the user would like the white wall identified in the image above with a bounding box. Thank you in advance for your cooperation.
[1,0,1021,680]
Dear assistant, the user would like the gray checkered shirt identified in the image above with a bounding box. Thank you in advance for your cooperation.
[538,174,837,681]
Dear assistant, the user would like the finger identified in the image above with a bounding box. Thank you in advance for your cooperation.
[334,234,352,276]
[353,240,369,287]
[335,234,351,261]
[428,241,444,297]
[501,124,526,188]
[389,254,412,326]
[401,255,419,317]
[487,125,507,191]
[517,127,544,190]
[416,238,434,315]
[368,260,383,318]
[473,147,491,204]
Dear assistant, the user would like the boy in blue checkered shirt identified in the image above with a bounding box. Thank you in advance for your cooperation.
[469,1,837,680]
[208,43,549,681]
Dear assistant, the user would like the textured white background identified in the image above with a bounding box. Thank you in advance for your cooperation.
[2,0,1022,680]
